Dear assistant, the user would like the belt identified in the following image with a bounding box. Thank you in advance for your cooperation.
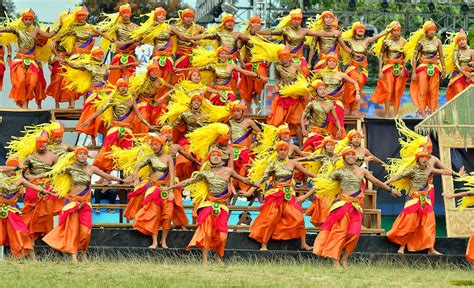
[73,47,92,54]
[386,58,404,64]
[420,58,438,64]
[153,50,173,57]
[16,53,35,60]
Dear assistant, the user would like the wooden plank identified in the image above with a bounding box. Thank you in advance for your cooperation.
[439,145,454,237]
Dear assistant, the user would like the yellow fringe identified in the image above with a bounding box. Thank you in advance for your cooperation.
[61,55,93,93]
[248,152,278,191]
[279,74,311,98]
[49,152,76,197]
[6,122,59,161]
[251,123,278,156]
[313,176,341,204]
[190,46,217,67]
[131,9,171,45]
[249,36,285,63]
[93,87,131,128]
[184,172,209,205]
[403,22,434,64]
[187,123,230,160]
[201,100,232,123]
[305,15,323,46]
[96,12,121,52]
[443,32,465,78]
[110,137,154,179]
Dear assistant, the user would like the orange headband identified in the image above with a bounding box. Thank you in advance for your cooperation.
[119,5,132,15]
[231,101,246,111]
[222,14,235,24]
[321,11,334,20]
[75,6,89,18]
[149,135,166,145]
[21,9,35,20]
[217,46,230,55]
[290,13,303,20]
[190,93,204,103]
[206,149,223,161]
[249,16,262,24]
[278,127,291,136]
[348,130,361,140]
[422,143,433,153]
[275,141,290,151]
[216,134,230,144]
[160,125,173,134]
[181,9,195,18]
[456,29,467,43]
[278,50,290,60]
[416,151,430,160]
[147,64,160,74]
[353,23,366,33]
[312,80,326,91]
[116,78,129,88]
[155,7,167,17]
[423,22,437,32]
[36,131,49,148]
[50,124,65,139]
[317,137,335,150]
[6,157,19,167]
[74,146,89,156]
[91,47,104,58]
[342,148,356,157]
[325,54,338,63]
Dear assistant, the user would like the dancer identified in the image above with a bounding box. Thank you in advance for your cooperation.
[80,78,155,172]
[406,21,446,118]
[0,43,12,92]
[238,16,269,111]
[48,122,74,158]
[127,136,175,249]
[347,130,385,167]
[341,21,395,115]
[0,9,60,108]
[43,147,122,263]
[243,141,317,251]
[258,9,341,76]
[164,149,257,264]
[301,80,342,142]
[444,29,473,101]
[371,21,409,117]
[100,4,141,84]
[385,152,455,255]
[0,158,50,259]
[313,148,401,267]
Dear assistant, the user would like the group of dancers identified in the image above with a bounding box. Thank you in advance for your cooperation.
[0,4,473,266]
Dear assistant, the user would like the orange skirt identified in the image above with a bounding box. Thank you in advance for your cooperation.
[171,189,189,227]
[133,187,173,235]
[124,183,148,221]
[305,195,330,227]
[343,67,367,111]
[0,208,34,258]
[42,202,92,254]
[313,210,361,260]
[409,68,440,112]
[238,62,268,103]
[445,73,472,101]
[9,58,39,106]
[22,197,55,240]
[249,193,305,244]
[371,66,409,106]
[467,233,474,263]
[186,207,228,256]
[175,142,198,181]
[76,93,105,137]
[386,202,436,252]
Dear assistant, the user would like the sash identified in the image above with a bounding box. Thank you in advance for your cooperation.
[64,184,90,205]
[233,128,253,144]
[328,82,344,96]
[79,37,94,49]
[290,42,304,54]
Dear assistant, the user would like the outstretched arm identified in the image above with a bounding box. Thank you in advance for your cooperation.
[230,170,256,187]
[294,161,317,178]
[364,169,401,197]
[91,166,122,182]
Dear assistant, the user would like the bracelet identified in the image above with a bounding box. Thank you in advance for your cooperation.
[350,51,355,57]
[256,74,261,79]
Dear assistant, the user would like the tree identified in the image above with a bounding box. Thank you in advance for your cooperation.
[0,0,16,17]
[81,0,189,23]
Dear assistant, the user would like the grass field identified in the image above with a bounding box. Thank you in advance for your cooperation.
[1,256,473,288]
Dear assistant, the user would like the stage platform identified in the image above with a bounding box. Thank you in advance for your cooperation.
[29,228,471,268]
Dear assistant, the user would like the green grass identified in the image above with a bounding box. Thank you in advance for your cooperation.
[1,256,472,287]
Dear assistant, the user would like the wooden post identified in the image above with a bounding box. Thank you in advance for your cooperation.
[438,135,454,237]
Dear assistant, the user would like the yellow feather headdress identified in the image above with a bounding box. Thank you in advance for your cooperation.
[443,30,468,78]
[131,8,171,45]
[403,21,436,64]
[61,55,94,93]
[249,36,285,63]
[49,152,76,197]
[111,137,154,179]
[186,123,230,160]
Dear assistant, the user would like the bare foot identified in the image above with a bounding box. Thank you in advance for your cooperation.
[71,253,78,264]
[259,247,268,251]
[300,243,312,251]
[333,259,342,269]
[397,245,405,254]
[161,242,168,249]
[81,251,88,262]
[148,244,158,249]
[340,255,349,268]
[428,248,442,255]
[214,254,223,265]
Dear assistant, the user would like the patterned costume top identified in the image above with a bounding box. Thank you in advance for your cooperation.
[417,37,438,60]
[188,170,228,196]
[175,110,208,133]
[1,26,36,51]
[174,23,205,51]
[0,174,19,197]
[23,154,53,175]
[380,39,405,62]
[229,119,249,143]
[330,167,362,192]
[203,30,238,54]
[271,27,305,54]
[140,155,169,173]
[152,23,172,48]
[68,61,105,83]
[66,163,91,187]
[454,49,471,71]
[397,165,429,191]
[275,64,297,85]
[49,145,69,158]
[303,100,329,127]
[260,159,294,183]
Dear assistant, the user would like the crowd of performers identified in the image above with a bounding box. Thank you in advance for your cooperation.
[0,5,473,266]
